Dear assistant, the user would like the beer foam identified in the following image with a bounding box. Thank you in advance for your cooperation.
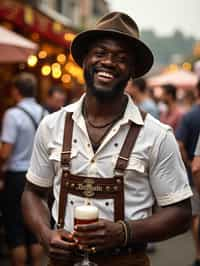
[74,205,99,220]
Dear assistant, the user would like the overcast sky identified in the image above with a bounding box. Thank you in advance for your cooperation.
[107,0,200,38]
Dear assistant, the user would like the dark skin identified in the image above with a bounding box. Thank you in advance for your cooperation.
[22,38,192,260]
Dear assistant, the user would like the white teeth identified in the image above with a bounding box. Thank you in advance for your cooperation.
[98,72,114,79]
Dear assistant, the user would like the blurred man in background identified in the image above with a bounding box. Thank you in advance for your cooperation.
[44,85,66,113]
[176,80,200,266]
[126,78,160,119]
[160,84,183,132]
[0,72,46,266]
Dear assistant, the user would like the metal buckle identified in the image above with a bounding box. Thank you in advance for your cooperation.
[119,156,129,161]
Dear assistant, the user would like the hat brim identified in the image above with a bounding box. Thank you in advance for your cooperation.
[71,29,154,78]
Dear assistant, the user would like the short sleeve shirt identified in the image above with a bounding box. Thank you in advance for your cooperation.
[27,94,192,232]
[1,98,47,171]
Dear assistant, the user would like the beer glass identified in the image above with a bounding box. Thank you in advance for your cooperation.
[74,204,99,266]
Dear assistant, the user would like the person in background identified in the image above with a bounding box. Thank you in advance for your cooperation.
[44,85,67,113]
[194,60,200,79]
[176,80,200,266]
[160,83,183,131]
[126,78,160,119]
[0,72,46,266]
[191,134,200,266]
[21,12,192,266]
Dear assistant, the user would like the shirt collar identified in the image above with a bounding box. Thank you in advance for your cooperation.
[18,97,36,106]
[63,93,144,126]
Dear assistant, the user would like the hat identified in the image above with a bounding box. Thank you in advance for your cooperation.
[71,12,154,78]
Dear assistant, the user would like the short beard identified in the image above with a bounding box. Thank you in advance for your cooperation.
[84,67,130,101]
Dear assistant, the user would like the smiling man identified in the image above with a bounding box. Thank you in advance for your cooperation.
[22,12,192,266]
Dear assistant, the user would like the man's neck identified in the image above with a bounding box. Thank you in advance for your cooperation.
[84,93,127,120]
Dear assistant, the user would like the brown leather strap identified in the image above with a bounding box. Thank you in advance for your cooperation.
[61,112,73,168]
[63,173,124,221]
[58,112,73,228]
[115,111,147,173]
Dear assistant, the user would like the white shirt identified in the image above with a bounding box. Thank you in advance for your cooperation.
[1,98,47,171]
[27,94,192,232]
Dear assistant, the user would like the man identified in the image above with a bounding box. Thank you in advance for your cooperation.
[160,83,183,131]
[176,80,200,266]
[0,72,46,266]
[22,12,192,266]
[44,85,66,113]
[126,78,160,119]
[192,134,200,187]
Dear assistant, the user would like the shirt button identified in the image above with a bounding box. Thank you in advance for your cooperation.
[70,200,74,205]
[91,159,95,163]
[87,143,91,147]
[114,143,118,147]
[105,202,109,206]
[73,139,77,143]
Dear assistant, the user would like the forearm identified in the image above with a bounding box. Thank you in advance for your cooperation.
[21,185,51,243]
[129,199,191,243]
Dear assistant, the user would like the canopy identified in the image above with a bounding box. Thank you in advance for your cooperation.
[0,26,38,63]
[148,70,198,89]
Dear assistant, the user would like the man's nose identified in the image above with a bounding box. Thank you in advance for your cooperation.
[101,53,116,65]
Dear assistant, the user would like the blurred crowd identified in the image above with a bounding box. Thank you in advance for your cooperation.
[0,59,200,265]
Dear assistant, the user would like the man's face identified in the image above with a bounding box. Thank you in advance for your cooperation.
[49,92,66,111]
[83,38,134,99]
[161,89,170,105]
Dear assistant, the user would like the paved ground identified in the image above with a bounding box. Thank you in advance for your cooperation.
[149,231,195,266]
[0,230,196,266]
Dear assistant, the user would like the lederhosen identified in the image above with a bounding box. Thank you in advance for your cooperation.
[49,112,150,266]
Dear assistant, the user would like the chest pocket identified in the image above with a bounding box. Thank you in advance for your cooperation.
[126,155,147,175]
[49,147,78,173]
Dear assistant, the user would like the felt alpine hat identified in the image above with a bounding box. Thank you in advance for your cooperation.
[71,11,154,78]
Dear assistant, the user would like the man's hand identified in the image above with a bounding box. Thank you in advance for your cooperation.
[73,219,124,252]
[40,227,77,261]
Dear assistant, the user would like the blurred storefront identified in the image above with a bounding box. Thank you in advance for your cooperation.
[0,0,85,120]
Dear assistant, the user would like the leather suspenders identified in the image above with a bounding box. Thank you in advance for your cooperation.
[57,111,146,229]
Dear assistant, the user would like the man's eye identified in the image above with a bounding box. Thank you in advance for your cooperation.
[95,50,106,57]
[116,56,128,62]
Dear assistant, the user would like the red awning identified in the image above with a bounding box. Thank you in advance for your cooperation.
[0,0,77,48]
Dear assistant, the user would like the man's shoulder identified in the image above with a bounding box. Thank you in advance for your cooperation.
[41,101,78,128]
[143,114,171,138]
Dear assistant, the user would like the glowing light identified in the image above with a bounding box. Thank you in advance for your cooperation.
[41,65,51,76]
[31,32,40,41]
[52,67,62,79]
[38,50,47,59]
[57,54,66,64]
[62,74,71,83]
[27,55,38,67]
[168,64,178,72]
[182,62,192,71]
[53,22,62,32]
[52,62,61,70]
[64,33,75,42]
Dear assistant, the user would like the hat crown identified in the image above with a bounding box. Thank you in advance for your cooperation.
[96,12,139,40]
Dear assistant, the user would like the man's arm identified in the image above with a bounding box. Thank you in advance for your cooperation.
[0,142,13,167]
[21,181,76,258]
[129,199,191,242]
[73,199,191,250]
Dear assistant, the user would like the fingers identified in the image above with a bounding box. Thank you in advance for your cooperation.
[74,220,105,232]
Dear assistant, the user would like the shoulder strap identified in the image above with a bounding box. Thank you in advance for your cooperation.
[115,111,147,173]
[16,106,38,130]
[61,112,74,169]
